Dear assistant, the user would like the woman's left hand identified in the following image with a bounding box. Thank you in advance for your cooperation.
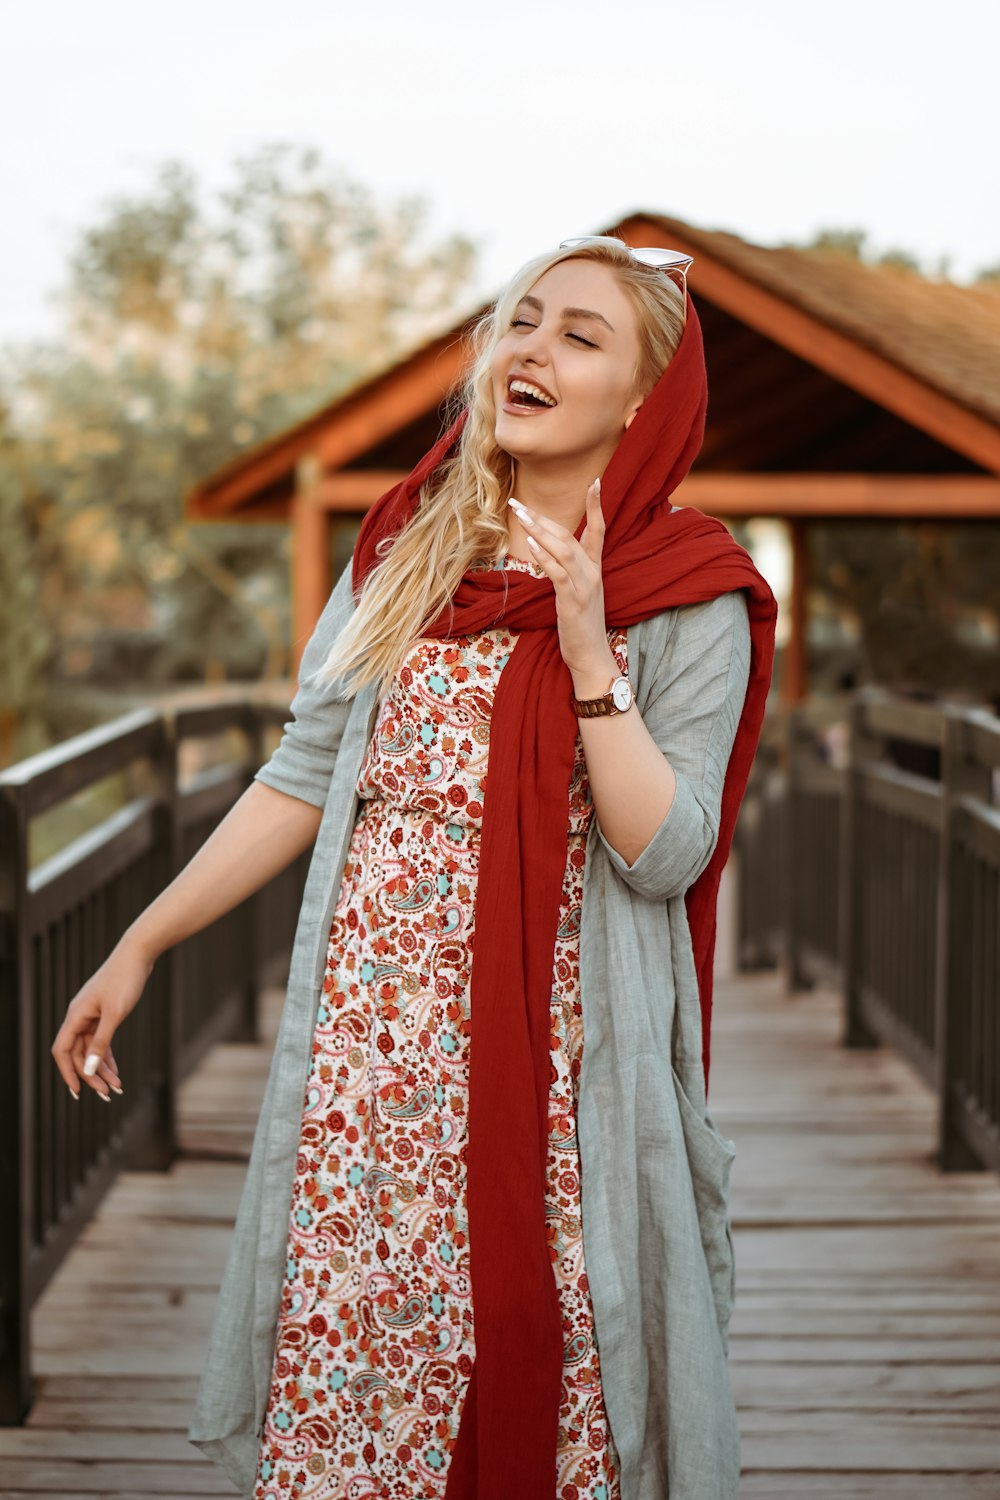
[508,478,614,679]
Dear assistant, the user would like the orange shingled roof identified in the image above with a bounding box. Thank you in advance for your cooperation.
[185,209,1000,519]
[640,211,1000,429]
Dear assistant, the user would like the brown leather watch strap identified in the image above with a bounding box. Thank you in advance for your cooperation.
[570,671,633,718]
[570,693,619,717]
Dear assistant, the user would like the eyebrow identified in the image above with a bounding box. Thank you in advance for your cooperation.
[518,293,615,334]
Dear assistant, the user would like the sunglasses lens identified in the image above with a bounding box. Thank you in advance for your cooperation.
[631,247,691,269]
[558,238,691,296]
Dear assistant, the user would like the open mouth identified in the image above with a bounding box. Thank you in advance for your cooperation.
[505,377,557,411]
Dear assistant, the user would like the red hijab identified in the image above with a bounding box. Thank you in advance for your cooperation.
[352,288,776,1497]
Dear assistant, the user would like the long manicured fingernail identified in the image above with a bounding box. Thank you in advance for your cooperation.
[83,1053,101,1076]
[96,1090,111,1103]
[68,1086,79,1101]
[595,477,601,496]
[110,1083,124,1095]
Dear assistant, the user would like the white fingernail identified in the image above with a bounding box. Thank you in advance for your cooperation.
[83,1053,101,1077]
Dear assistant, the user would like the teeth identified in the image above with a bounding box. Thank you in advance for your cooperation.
[509,379,556,406]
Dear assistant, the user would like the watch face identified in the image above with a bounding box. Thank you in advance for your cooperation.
[611,676,633,711]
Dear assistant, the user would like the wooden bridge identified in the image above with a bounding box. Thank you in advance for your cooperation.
[2,685,999,1495]
[0,964,997,1497]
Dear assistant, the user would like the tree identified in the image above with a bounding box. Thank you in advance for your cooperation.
[786,225,1000,282]
[0,401,61,763]
[797,226,870,260]
[0,146,480,761]
[807,520,1000,704]
[61,146,478,419]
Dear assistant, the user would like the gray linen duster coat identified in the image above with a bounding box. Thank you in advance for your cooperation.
[188,550,751,1500]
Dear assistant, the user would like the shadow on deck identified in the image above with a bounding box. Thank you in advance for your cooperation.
[2,967,999,1498]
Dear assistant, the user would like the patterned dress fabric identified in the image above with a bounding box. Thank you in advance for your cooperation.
[254,551,628,1500]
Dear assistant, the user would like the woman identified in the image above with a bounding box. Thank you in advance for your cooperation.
[52,235,777,1499]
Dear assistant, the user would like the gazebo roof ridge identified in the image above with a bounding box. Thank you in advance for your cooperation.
[185,209,1000,523]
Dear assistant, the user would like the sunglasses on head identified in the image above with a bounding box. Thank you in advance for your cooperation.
[559,236,693,298]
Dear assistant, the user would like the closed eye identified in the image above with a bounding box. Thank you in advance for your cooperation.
[509,318,598,348]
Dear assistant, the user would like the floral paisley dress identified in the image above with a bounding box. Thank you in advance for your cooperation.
[253,552,628,1500]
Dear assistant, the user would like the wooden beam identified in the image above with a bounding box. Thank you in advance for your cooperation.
[781,519,808,705]
[184,328,475,520]
[315,471,409,510]
[312,343,470,475]
[623,215,1000,477]
[315,470,1000,520]
[290,456,330,677]
[673,473,1000,518]
[204,470,1000,524]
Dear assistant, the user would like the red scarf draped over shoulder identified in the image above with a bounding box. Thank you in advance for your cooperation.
[352,290,777,1498]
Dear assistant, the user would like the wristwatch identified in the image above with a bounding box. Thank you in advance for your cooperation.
[570,671,634,718]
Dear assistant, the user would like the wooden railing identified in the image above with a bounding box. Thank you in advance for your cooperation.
[0,699,310,1424]
[735,685,1000,1178]
[3,683,997,1424]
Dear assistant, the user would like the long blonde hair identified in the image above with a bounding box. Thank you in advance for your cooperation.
[310,235,686,700]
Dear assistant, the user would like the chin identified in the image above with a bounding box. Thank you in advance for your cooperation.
[494,422,536,459]
[495,414,564,454]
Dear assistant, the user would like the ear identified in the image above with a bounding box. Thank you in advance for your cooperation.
[624,401,643,431]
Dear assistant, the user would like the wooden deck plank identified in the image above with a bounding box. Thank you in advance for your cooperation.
[729,1361,1000,1408]
[712,970,1000,1490]
[3,970,1000,1496]
[0,1464,234,1494]
[739,1479,1000,1498]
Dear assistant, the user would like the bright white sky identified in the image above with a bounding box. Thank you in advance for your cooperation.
[4,0,998,348]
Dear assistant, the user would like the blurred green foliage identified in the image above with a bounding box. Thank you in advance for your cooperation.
[792,224,1000,282]
[807,520,1000,704]
[0,144,479,765]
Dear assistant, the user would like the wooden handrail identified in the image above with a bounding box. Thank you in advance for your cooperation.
[0,698,309,1425]
[735,687,1000,1180]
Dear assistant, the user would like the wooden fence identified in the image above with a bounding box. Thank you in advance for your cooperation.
[0,700,309,1425]
[736,684,1000,1178]
[2,682,998,1429]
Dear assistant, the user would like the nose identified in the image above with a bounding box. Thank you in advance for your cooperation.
[512,319,552,366]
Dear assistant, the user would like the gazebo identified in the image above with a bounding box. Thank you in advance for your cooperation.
[184,211,1000,701]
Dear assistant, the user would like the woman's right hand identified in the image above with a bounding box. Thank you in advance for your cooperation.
[51,938,155,1101]
[47,781,327,1102]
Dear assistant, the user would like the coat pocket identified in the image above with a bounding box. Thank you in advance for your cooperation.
[670,1064,737,1355]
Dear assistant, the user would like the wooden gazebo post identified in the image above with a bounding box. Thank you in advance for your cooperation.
[781,516,808,704]
[290,453,330,676]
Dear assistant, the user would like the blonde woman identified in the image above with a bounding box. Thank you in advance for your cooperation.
[53,235,777,1499]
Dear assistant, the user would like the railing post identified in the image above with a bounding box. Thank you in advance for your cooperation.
[784,708,808,992]
[732,803,750,968]
[935,710,989,1171]
[237,708,265,1044]
[0,785,31,1422]
[126,719,178,1171]
[840,693,878,1049]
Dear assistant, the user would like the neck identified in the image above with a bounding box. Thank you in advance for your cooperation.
[508,455,609,534]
